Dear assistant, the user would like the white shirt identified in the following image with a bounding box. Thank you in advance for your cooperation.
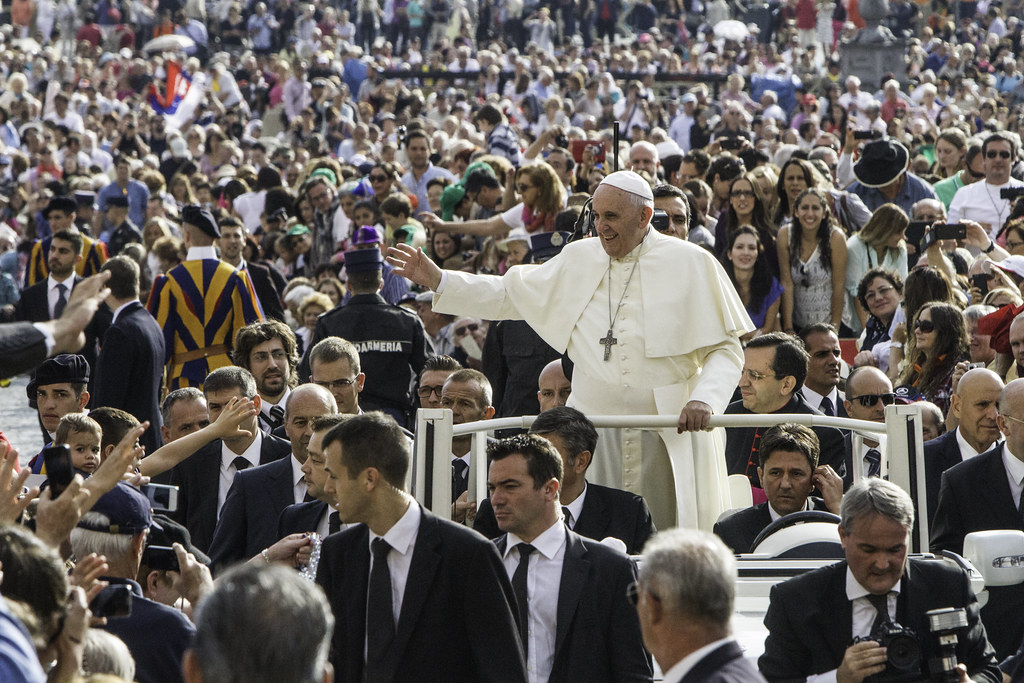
[562,483,587,530]
[290,455,307,505]
[955,427,990,462]
[948,178,1024,239]
[186,245,219,261]
[501,520,566,683]
[259,387,291,433]
[218,430,264,518]
[47,273,74,319]
[1002,443,1024,508]
[659,637,735,683]
[367,501,421,637]
[800,385,842,416]
[807,569,902,683]
[768,498,810,522]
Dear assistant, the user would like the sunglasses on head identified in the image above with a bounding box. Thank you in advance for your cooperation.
[849,393,897,408]
[914,319,935,333]
[986,150,1012,159]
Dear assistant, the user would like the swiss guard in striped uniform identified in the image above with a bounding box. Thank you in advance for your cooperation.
[24,195,108,286]
[147,205,264,390]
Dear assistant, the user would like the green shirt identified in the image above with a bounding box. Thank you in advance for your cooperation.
[933,171,966,210]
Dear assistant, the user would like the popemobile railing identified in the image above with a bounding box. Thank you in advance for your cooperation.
[412,403,931,551]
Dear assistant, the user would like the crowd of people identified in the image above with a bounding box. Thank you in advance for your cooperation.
[5,0,1024,679]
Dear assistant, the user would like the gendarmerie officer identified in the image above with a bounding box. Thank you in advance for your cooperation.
[299,246,432,427]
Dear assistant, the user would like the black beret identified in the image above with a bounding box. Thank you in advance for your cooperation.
[106,195,129,209]
[27,354,90,400]
[45,195,78,217]
[181,204,220,238]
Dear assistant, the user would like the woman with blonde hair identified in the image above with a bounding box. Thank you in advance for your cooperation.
[845,203,909,334]
[423,162,566,237]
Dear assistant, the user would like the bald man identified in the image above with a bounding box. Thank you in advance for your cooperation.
[537,359,572,413]
[924,368,1003,523]
[629,140,659,179]
[842,366,894,487]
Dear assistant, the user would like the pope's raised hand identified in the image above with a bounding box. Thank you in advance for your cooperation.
[387,243,444,291]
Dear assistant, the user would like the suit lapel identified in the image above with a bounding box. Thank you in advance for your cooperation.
[387,507,442,677]
[343,527,371,679]
[575,486,609,540]
[554,530,588,658]
[263,457,295,511]
[199,442,222,523]
[824,564,853,662]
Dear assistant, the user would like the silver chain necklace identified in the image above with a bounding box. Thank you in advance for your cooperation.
[600,256,640,361]
[984,181,1008,229]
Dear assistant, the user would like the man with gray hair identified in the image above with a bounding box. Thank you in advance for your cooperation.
[760,478,1000,681]
[634,528,765,682]
[183,563,334,683]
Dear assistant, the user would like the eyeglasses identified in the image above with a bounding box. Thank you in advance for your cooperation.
[314,377,357,390]
[1002,414,1024,426]
[416,385,444,398]
[1008,240,1024,250]
[742,368,777,382]
[986,150,1012,159]
[914,319,935,333]
[368,174,389,182]
[730,189,755,198]
[251,349,288,363]
[865,285,895,302]
[626,581,659,606]
[455,323,479,336]
[516,184,534,192]
[848,393,896,407]
[967,166,986,179]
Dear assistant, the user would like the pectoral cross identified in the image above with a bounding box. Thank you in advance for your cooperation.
[600,329,618,361]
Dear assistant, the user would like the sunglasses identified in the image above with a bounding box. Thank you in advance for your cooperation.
[730,189,755,198]
[986,150,1012,159]
[914,319,935,333]
[848,393,896,407]
[369,174,389,182]
[455,323,479,336]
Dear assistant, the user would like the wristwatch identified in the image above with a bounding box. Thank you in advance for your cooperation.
[890,342,904,350]
[985,241,996,253]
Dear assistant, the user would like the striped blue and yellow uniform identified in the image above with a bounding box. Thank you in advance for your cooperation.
[147,258,265,390]
[25,235,109,286]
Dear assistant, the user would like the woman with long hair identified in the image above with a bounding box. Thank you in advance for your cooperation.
[429,229,462,268]
[775,157,828,228]
[845,203,909,334]
[722,226,783,341]
[895,302,969,414]
[887,266,956,381]
[778,188,848,332]
[931,129,968,180]
[423,162,566,237]
[720,171,774,274]
[169,173,197,207]
[748,164,780,222]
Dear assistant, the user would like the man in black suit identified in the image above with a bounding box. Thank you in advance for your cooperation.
[487,433,651,683]
[760,478,1000,682]
[315,412,527,683]
[208,383,337,572]
[279,413,348,538]
[923,368,1002,524]
[218,218,285,322]
[15,228,110,399]
[169,366,291,553]
[444,368,495,524]
[232,320,299,434]
[635,529,766,683]
[475,407,656,555]
[930,377,1024,660]
[798,323,848,418]
[92,256,166,454]
[841,366,894,488]
[724,333,846,494]
[714,423,843,554]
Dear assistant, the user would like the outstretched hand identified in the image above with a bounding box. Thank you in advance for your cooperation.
[387,243,444,291]
[212,396,257,440]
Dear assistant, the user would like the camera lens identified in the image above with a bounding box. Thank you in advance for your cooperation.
[886,632,921,671]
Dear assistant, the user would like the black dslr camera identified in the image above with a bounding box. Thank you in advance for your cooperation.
[651,209,670,232]
[1000,187,1024,201]
[851,621,922,682]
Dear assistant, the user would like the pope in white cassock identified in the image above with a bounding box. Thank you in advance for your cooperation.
[388,171,755,529]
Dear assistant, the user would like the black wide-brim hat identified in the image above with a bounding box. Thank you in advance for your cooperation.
[853,139,910,188]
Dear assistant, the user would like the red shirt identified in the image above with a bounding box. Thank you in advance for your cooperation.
[796,0,817,29]
[75,23,102,48]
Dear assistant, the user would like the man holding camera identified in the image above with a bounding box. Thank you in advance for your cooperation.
[949,132,1024,241]
[759,477,1000,683]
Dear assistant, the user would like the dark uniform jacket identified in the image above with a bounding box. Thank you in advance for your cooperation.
[300,292,432,425]
[482,319,561,418]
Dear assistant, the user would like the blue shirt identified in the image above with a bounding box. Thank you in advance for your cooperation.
[0,599,45,683]
[97,179,150,228]
[848,172,937,216]
[402,163,456,217]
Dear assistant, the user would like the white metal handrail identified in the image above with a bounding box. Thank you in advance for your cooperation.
[413,404,930,551]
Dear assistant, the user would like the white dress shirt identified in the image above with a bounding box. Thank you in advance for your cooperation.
[954,427,990,462]
[218,430,264,517]
[290,455,307,505]
[47,273,74,319]
[562,483,587,530]
[501,519,567,683]
[367,501,421,632]
[806,569,902,683]
[800,385,842,416]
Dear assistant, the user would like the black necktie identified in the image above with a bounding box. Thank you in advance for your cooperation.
[867,592,891,634]
[231,456,251,471]
[562,506,573,529]
[452,458,469,500]
[866,449,881,478]
[367,538,395,673]
[512,543,535,657]
[820,396,835,417]
[267,405,285,430]
[54,283,68,318]
[328,511,341,535]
